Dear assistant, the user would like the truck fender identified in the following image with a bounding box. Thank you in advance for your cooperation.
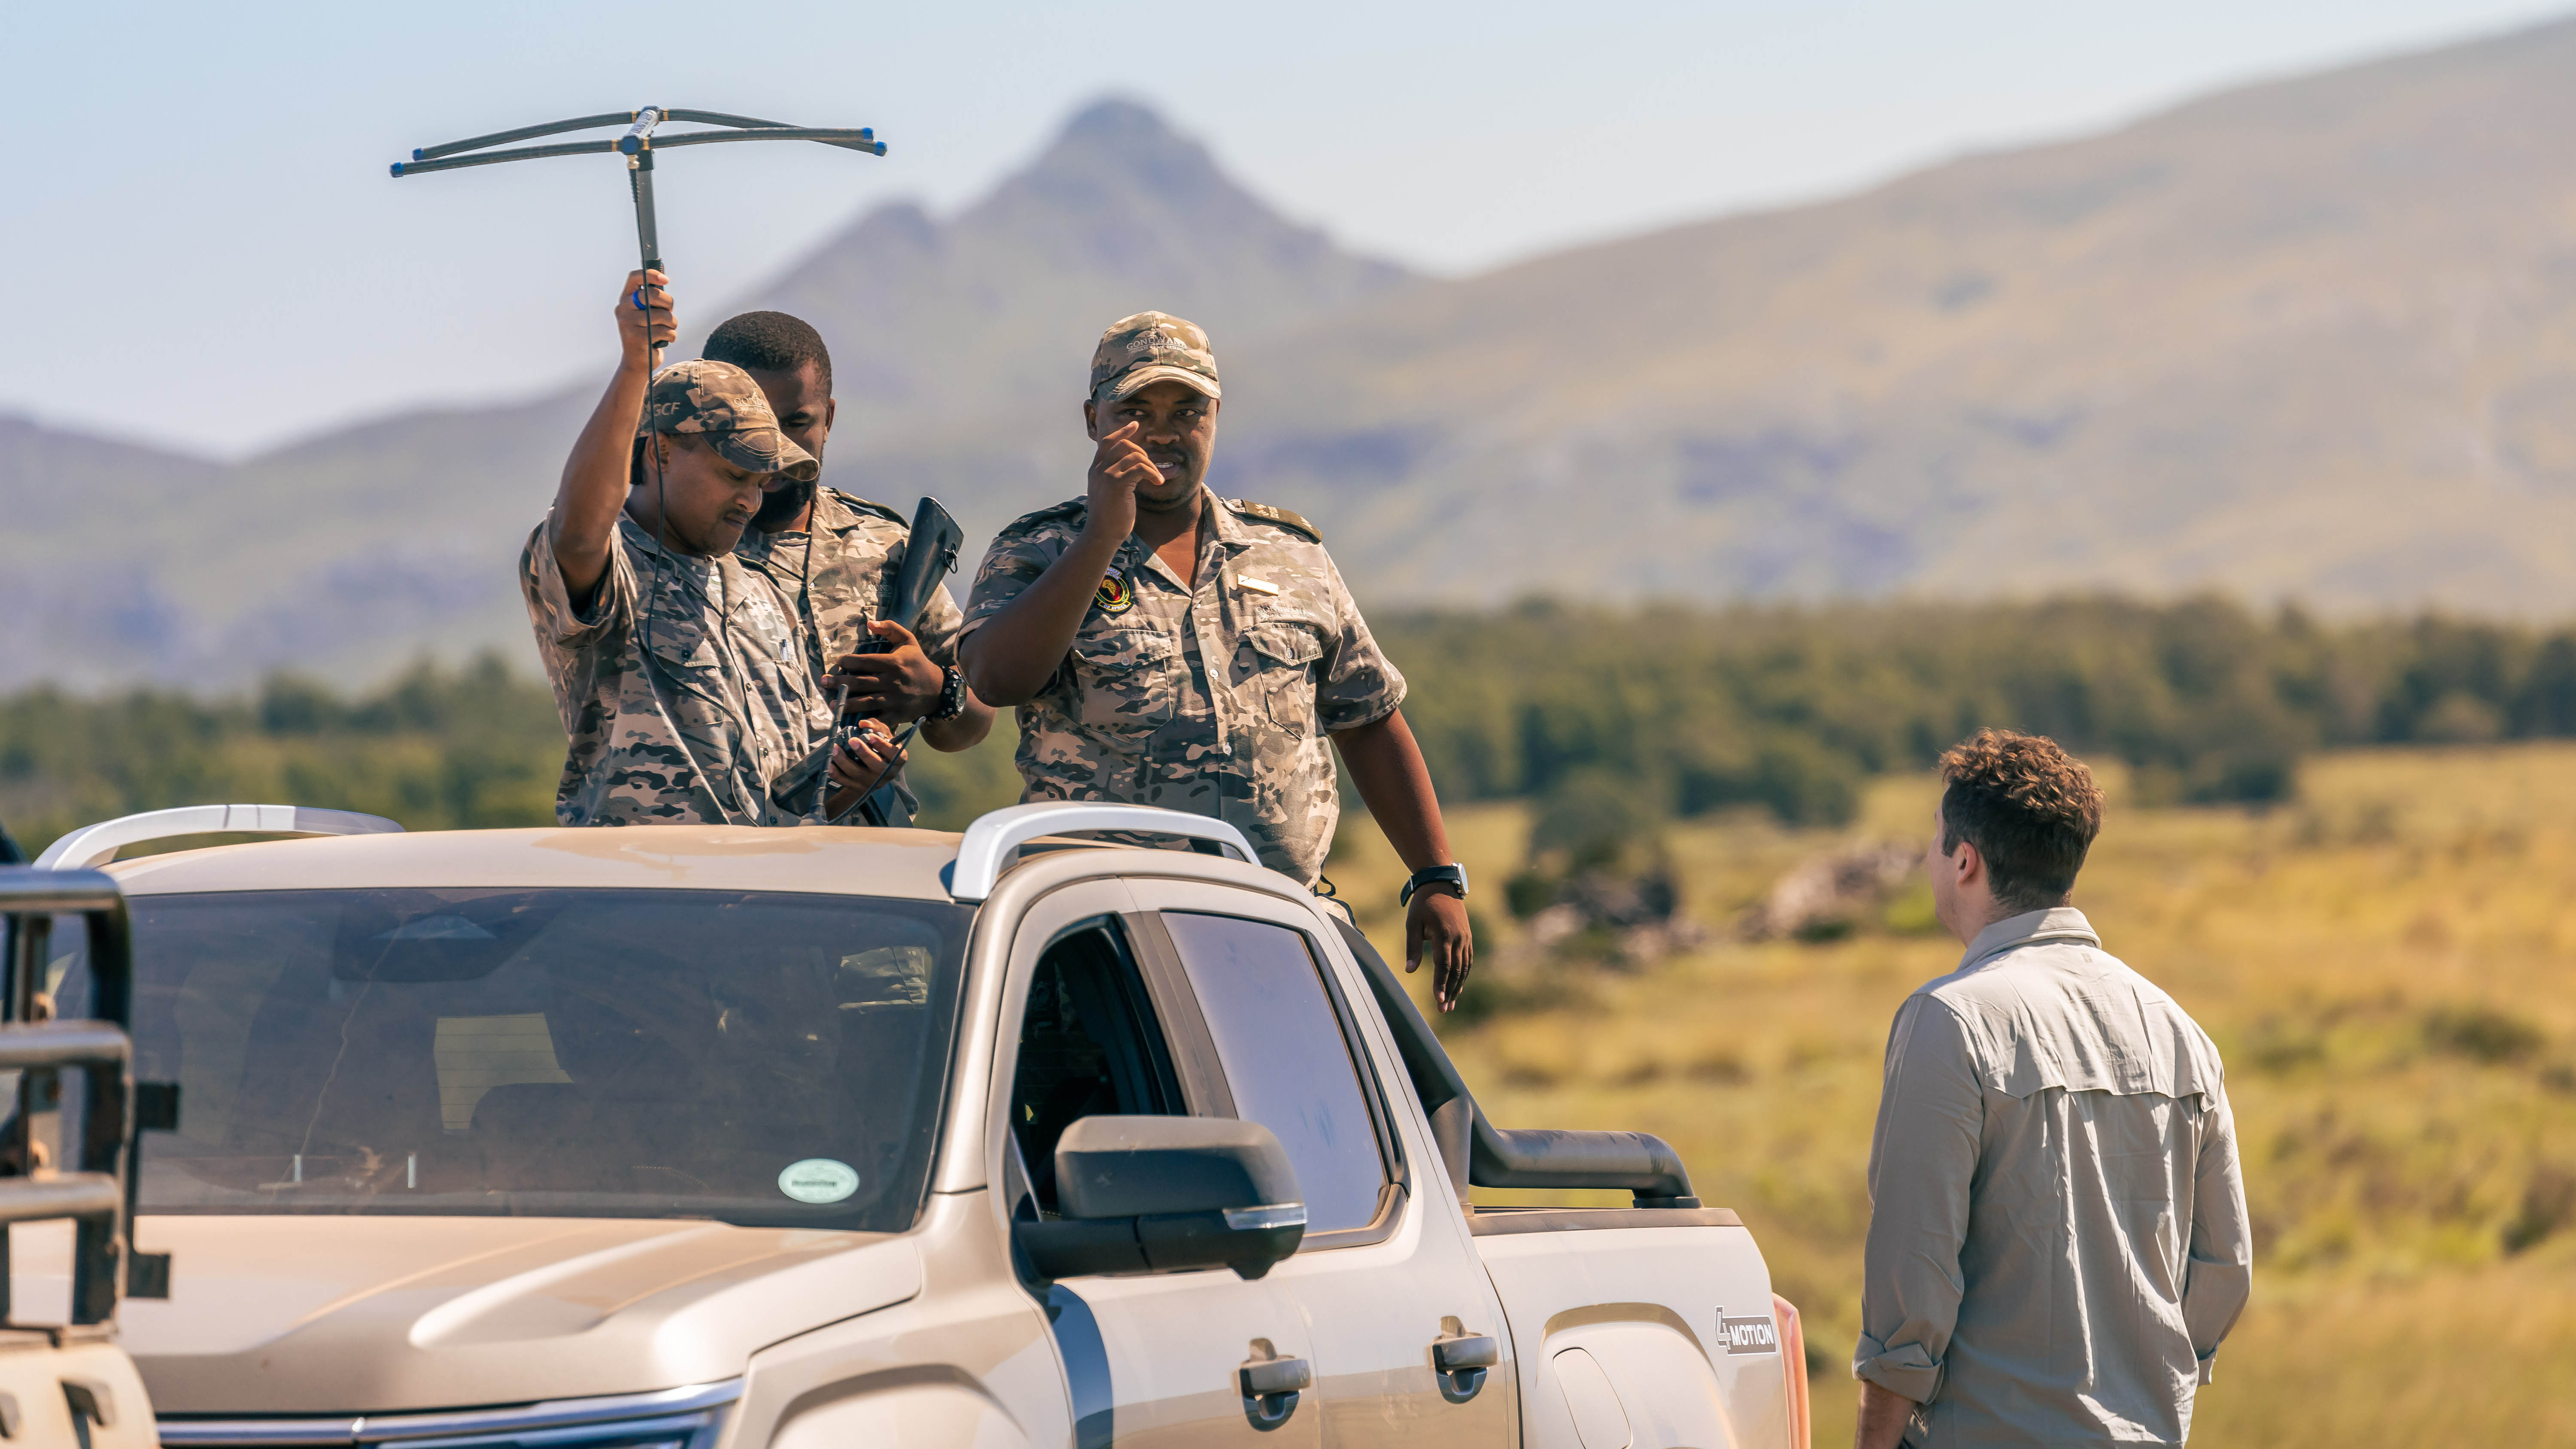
[1531,1314,1736,1449]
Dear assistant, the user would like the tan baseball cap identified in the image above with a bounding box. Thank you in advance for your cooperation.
[1090,311,1221,404]
[637,358,820,482]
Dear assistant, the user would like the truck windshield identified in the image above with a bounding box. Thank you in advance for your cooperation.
[53,887,970,1231]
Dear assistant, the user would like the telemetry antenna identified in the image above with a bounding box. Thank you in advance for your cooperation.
[390,107,886,367]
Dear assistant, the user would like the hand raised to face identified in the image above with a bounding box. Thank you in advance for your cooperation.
[1083,420,1155,539]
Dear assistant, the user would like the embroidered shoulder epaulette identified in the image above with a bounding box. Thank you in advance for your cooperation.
[1225,498,1322,543]
[826,489,908,526]
[1006,497,1091,534]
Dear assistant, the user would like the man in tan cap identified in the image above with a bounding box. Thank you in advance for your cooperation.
[961,311,1476,1007]
[521,269,894,826]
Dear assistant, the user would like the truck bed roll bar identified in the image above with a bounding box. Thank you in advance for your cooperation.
[1333,919,1699,1208]
[33,805,404,872]
[949,804,1258,902]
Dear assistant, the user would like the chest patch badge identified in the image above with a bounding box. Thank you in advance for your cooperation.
[1095,569,1136,615]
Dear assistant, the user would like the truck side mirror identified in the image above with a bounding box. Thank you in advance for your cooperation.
[1014,1116,1306,1281]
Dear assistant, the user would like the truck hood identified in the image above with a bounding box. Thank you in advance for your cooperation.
[28,1216,920,1415]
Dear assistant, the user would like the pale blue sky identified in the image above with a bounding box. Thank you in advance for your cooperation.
[8,0,2564,456]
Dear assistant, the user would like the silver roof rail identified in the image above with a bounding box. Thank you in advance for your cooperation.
[948,802,1257,902]
[33,804,404,871]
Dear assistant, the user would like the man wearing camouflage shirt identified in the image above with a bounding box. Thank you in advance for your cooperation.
[711,310,993,823]
[522,270,890,826]
[962,312,1476,1006]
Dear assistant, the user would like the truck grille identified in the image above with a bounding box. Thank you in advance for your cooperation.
[157,1380,737,1449]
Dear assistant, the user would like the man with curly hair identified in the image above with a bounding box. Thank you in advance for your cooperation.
[1853,729,2251,1449]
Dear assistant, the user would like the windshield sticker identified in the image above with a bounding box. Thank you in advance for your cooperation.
[779,1158,861,1204]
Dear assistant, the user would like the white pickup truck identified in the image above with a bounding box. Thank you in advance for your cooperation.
[28,801,1812,1449]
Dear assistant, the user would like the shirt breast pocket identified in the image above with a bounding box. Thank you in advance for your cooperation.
[640,611,718,677]
[634,614,739,757]
[1070,626,1178,729]
[1244,622,1326,737]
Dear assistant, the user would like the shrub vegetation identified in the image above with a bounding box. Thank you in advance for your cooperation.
[12,593,2576,854]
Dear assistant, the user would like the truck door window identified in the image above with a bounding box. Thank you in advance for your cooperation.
[1009,924,1180,1215]
[1157,912,1391,1235]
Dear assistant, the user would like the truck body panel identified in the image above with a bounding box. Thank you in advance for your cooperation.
[56,819,1801,1449]
[1476,1221,1794,1449]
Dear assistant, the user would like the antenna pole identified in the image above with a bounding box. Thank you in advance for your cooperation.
[620,109,668,371]
[629,150,664,371]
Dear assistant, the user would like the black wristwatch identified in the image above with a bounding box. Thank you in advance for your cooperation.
[928,663,966,722]
[1400,863,1470,907]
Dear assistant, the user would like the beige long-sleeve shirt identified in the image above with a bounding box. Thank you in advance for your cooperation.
[1855,908,2251,1447]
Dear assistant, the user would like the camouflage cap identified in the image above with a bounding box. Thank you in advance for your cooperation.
[1089,311,1221,404]
[637,359,820,483]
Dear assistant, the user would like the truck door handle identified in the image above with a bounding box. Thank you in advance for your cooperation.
[1239,1355,1312,1426]
[1433,1333,1499,1400]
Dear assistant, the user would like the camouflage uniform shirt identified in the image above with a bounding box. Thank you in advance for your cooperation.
[961,490,1405,883]
[735,488,966,808]
[521,513,834,826]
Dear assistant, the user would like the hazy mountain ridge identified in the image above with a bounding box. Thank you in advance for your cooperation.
[14,20,2576,688]
[1212,15,2576,608]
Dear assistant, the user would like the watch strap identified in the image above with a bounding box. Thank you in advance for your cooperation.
[1400,863,1469,907]
[931,663,966,721]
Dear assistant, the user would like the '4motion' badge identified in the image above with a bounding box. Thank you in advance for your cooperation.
[1716,1307,1780,1355]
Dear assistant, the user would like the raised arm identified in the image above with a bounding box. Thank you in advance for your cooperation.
[549,269,674,608]
[959,421,1152,705]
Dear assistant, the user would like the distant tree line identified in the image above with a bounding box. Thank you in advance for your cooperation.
[1377,595,2576,832]
[5,595,2575,854]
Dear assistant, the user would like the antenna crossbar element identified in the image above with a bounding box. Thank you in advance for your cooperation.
[646,127,884,153]
[411,109,639,161]
[391,139,619,177]
[663,109,880,155]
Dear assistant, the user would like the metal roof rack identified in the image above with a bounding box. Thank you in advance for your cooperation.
[33,805,404,872]
[948,803,1258,902]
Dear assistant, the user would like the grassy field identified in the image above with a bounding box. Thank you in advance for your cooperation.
[1330,743,2576,1447]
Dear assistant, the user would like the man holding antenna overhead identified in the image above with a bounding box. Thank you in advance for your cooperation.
[520,269,897,826]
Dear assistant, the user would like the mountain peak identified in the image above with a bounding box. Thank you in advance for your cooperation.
[1023,95,1233,207]
[1057,96,1177,148]
[717,93,1414,422]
